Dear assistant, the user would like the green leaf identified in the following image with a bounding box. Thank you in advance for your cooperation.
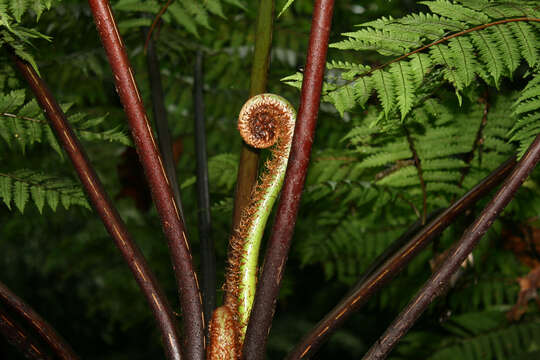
[278,0,295,18]
[491,25,520,76]
[0,175,12,209]
[169,3,199,37]
[509,22,538,68]
[470,30,504,85]
[30,185,45,213]
[205,0,225,18]
[421,0,489,25]
[46,188,58,211]
[9,0,28,23]
[390,62,415,119]
[326,85,356,117]
[13,180,28,213]
[372,70,396,118]
[184,1,211,29]
[0,89,25,112]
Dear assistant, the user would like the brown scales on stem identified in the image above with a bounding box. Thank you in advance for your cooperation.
[225,99,293,318]
[208,96,295,359]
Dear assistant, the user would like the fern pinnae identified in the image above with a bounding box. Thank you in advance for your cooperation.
[390,62,415,119]
[409,53,433,87]
[373,69,396,118]
[510,72,540,156]
[509,21,538,67]
[449,36,478,87]
[470,30,504,85]
[321,10,540,117]
[421,0,490,26]
[431,44,462,93]
[1,91,130,154]
[491,24,521,75]
[0,170,88,213]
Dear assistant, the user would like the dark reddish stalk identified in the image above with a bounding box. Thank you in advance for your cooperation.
[145,32,186,223]
[241,0,335,358]
[144,0,172,53]
[363,135,540,360]
[0,310,53,360]
[87,2,204,358]
[286,157,516,359]
[11,55,183,360]
[0,281,78,360]
[0,311,52,360]
[232,0,276,230]
[193,50,216,331]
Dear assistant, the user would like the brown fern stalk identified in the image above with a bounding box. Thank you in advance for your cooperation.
[0,280,78,360]
[146,32,186,224]
[0,310,52,360]
[11,54,183,360]
[87,1,204,358]
[363,134,540,360]
[286,156,516,359]
[241,0,335,358]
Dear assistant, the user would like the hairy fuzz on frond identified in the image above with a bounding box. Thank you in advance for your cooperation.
[222,94,296,347]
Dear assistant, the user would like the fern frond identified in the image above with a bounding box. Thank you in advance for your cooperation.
[420,0,490,25]
[0,90,131,155]
[430,315,540,360]
[181,153,238,194]
[298,210,409,284]
[491,24,521,75]
[390,62,416,119]
[372,70,396,118]
[509,22,538,67]
[510,73,540,157]
[2,0,53,22]
[313,0,540,118]
[0,169,89,213]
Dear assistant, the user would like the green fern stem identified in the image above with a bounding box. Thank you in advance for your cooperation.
[223,94,296,342]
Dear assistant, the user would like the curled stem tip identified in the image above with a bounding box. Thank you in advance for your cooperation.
[238,94,296,149]
[215,94,296,356]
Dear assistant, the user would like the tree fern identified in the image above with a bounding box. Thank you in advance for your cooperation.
[0,169,89,213]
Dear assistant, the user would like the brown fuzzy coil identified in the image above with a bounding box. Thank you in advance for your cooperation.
[238,94,291,149]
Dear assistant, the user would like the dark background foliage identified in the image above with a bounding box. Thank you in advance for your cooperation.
[1,0,540,359]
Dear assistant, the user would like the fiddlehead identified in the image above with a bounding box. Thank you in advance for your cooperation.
[208,94,296,357]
